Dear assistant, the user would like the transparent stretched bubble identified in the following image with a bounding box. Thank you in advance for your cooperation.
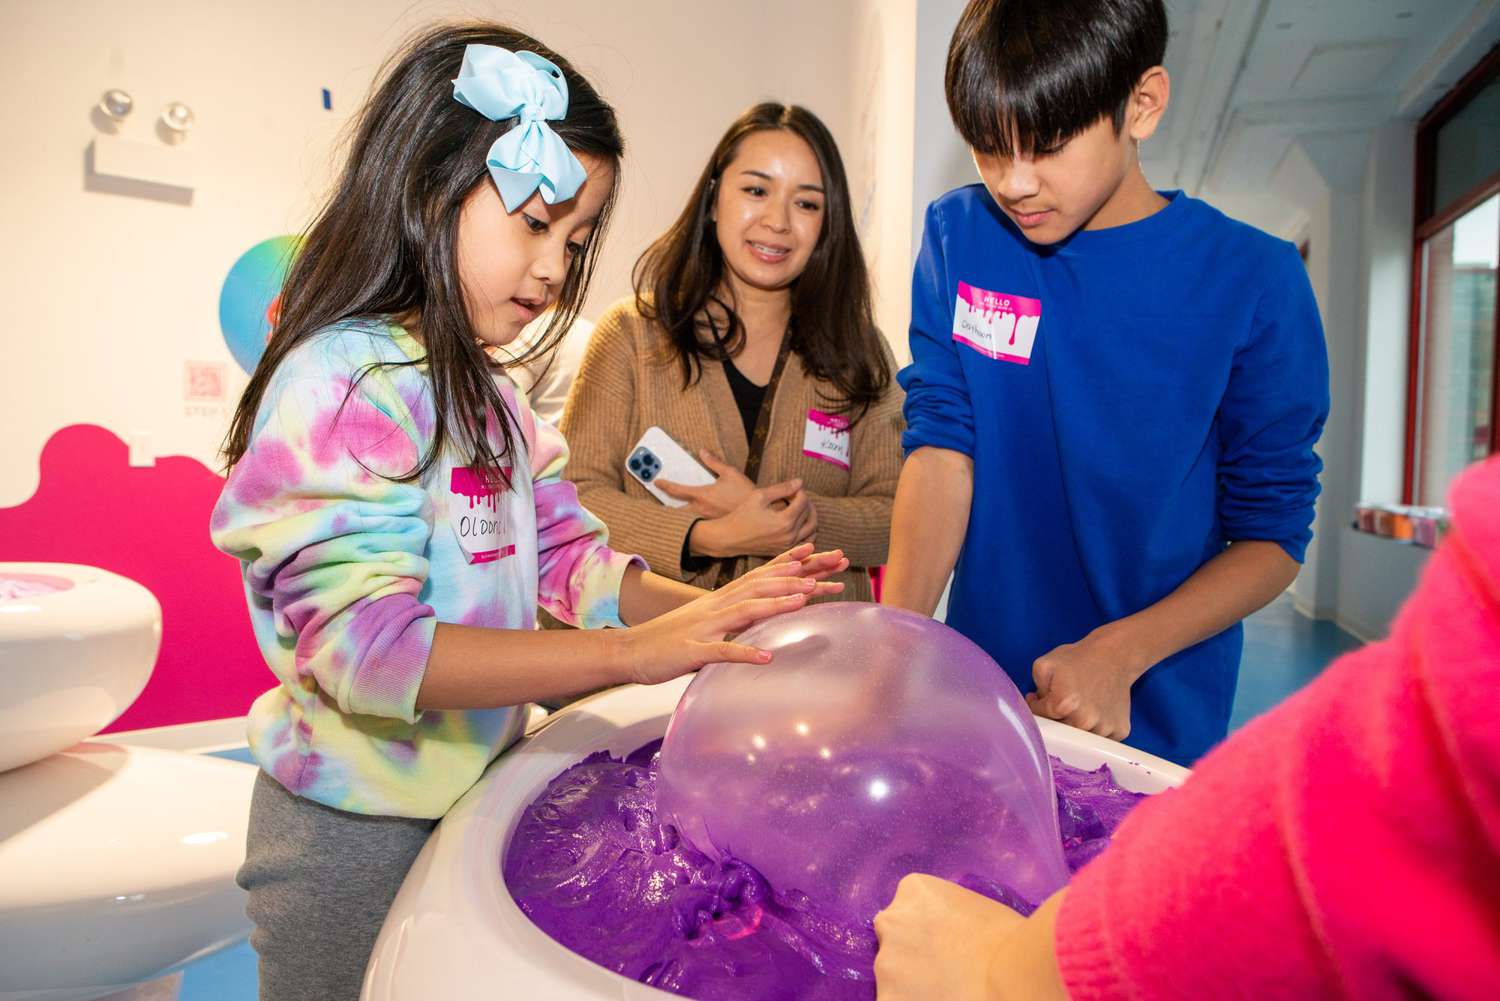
[657,602,1069,928]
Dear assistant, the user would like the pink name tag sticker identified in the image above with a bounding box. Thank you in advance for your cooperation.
[952,281,1042,365]
[449,466,515,565]
[803,409,851,469]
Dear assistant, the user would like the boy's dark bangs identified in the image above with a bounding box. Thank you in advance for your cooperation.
[947,37,1131,158]
[945,0,1166,159]
[956,69,1119,158]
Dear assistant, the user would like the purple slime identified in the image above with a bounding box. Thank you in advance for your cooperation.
[503,741,1146,1000]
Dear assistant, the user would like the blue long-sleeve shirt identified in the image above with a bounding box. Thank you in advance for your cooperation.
[900,186,1329,765]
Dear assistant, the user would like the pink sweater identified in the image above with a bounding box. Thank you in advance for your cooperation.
[1057,456,1500,1000]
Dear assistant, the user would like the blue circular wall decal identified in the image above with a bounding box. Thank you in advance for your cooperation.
[219,236,299,374]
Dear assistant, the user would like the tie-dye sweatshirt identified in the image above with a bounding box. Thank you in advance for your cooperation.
[211,320,643,818]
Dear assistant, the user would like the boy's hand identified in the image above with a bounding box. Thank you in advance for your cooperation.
[1028,628,1146,741]
[874,874,1023,1001]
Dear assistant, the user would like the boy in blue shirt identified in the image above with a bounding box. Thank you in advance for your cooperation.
[883,0,1329,766]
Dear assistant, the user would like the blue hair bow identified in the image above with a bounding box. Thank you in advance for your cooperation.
[452,44,588,212]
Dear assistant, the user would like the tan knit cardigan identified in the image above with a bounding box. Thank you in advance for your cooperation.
[559,297,905,602]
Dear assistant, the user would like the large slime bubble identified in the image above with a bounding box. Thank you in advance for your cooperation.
[656,602,1070,928]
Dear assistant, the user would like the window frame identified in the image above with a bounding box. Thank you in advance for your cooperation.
[1405,43,1500,504]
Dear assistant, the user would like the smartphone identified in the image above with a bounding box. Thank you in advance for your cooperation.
[626,426,714,507]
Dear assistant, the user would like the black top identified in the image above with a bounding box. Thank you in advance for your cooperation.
[679,358,771,576]
[723,358,768,441]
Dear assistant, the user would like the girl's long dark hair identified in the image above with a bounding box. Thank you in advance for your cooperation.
[633,103,890,422]
[221,22,623,490]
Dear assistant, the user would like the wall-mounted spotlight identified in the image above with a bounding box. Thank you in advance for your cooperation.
[88,91,198,195]
[160,101,195,140]
[98,89,133,123]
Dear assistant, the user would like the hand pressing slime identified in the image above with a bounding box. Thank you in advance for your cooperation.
[656,603,1070,929]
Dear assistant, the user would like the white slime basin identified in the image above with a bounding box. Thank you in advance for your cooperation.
[0,563,160,773]
[365,676,1189,999]
[0,743,256,1001]
[0,562,255,1000]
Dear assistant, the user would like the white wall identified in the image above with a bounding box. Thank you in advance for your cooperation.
[0,0,864,505]
[1268,142,1337,616]
[1328,122,1430,640]
[1266,131,1436,638]
[846,0,971,369]
[1333,527,1430,641]
[911,0,976,272]
[1283,133,1374,622]
[851,0,918,361]
[1357,123,1417,505]
[1270,126,1432,639]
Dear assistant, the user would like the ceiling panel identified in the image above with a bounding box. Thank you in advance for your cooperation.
[1146,0,1499,206]
[1236,0,1474,102]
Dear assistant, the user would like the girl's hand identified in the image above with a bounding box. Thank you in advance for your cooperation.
[619,545,847,686]
[1027,626,1145,741]
[765,542,848,583]
[874,875,1024,1001]
[690,481,818,557]
[656,450,760,517]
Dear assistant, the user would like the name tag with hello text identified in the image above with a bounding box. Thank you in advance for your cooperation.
[952,281,1041,364]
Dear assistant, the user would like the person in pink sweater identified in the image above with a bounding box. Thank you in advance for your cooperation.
[873,453,1500,999]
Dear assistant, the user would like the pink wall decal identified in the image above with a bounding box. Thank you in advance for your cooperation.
[0,424,268,733]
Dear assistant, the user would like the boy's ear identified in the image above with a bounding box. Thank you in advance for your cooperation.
[1128,66,1171,143]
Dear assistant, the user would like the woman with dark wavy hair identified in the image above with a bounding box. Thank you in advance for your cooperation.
[561,103,903,600]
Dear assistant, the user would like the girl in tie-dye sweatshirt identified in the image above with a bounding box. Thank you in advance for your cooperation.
[212,25,846,999]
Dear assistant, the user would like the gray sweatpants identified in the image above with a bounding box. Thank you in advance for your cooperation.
[237,770,438,1001]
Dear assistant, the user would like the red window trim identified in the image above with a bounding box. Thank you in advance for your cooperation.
[1404,43,1500,504]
